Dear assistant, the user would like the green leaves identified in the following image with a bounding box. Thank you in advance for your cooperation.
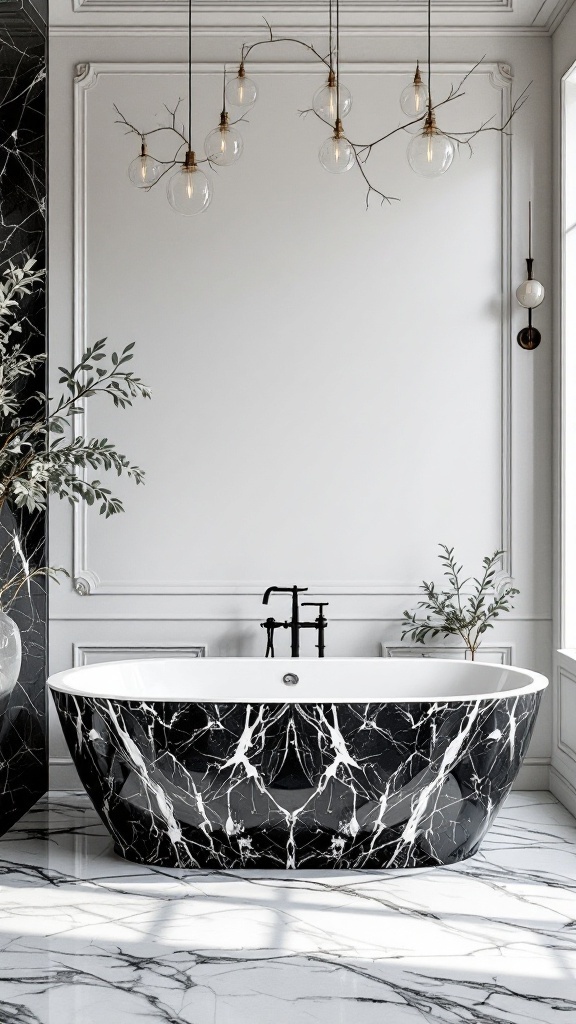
[0,259,150,520]
[51,338,151,420]
[401,544,519,659]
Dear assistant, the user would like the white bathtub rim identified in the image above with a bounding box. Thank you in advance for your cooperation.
[47,657,549,704]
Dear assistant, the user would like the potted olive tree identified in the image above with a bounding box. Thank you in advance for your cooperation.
[0,259,150,692]
[400,544,519,661]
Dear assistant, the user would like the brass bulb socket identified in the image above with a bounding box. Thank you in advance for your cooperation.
[328,68,336,87]
[184,150,197,169]
[424,107,437,133]
[238,63,246,78]
[334,117,345,138]
[140,140,148,157]
[414,63,423,85]
[219,111,230,128]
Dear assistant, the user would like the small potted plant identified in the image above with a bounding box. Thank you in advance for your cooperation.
[400,544,519,661]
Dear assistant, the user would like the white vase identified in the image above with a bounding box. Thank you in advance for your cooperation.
[0,610,21,698]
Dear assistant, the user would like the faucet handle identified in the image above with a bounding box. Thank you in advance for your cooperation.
[302,601,329,617]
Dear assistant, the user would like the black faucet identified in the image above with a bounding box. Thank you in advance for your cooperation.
[261,586,328,658]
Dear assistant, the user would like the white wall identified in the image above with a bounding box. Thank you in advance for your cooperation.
[49,5,554,791]
[551,4,576,814]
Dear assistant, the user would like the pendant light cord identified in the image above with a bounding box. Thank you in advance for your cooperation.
[188,0,192,149]
[329,0,333,74]
[427,0,432,112]
[336,0,340,122]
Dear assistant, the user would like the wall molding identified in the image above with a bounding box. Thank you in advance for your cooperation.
[73,59,513,597]
[51,26,557,37]
[381,643,516,664]
[52,613,551,622]
[60,0,573,36]
[72,641,207,665]
[73,1,514,10]
[556,662,576,762]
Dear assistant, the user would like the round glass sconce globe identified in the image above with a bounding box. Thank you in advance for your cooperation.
[128,153,161,187]
[204,125,244,166]
[407,129,454,178]
[516,279,545,309]
[225,74,258,109]
[319,135,355,173]
[313,80,352,123]
[167,164,213,215]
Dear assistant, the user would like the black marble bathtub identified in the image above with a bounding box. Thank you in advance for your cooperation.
[50,658,546,870]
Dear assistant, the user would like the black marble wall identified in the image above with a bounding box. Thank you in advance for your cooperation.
[0,0,47,834]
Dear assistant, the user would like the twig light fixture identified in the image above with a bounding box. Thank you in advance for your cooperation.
[116,0,528,215]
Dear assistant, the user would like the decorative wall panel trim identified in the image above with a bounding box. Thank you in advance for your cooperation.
[51,613,553,621]
[70,581,517,598]
[50,26,556,38]
[73,60,513,597]
[73,642,207,665]
[557,665,576,762]
[381,643,515,665]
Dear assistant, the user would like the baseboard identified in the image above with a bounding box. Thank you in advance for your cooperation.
[49,758,80,792]
[50,757,551,796]
[513,757,550,790]
[549,765,576,817]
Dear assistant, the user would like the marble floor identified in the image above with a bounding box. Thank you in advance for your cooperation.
[0,792,574,1023]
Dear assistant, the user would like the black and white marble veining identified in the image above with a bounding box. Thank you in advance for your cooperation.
[0,6,47,835]
[0,791,574,1023]
[52,692,542,869]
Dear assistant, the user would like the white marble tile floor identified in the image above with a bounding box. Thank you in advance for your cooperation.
[0,791,574,1023]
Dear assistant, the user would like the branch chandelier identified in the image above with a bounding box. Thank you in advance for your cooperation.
[116,0,529,216]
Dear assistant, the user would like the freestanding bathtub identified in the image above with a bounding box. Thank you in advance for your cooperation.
[49,657,547,870]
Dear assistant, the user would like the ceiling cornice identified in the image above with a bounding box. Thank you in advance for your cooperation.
[48,0,575,35]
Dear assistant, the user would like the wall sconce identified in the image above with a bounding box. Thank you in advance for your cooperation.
[516,201,545,350]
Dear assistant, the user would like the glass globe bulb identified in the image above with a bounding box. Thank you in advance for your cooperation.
[319,132,355,174]
[400,80,429,119]
[128,147,161,188]
[167,154,213,215]
[516,279,545,309]
[225,68,258,109]
[407,125,454,178]
[204,119,243,166]
[313,78,352,122]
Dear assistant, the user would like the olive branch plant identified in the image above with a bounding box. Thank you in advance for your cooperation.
[401,545,519,661]
[0,259,151,611]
